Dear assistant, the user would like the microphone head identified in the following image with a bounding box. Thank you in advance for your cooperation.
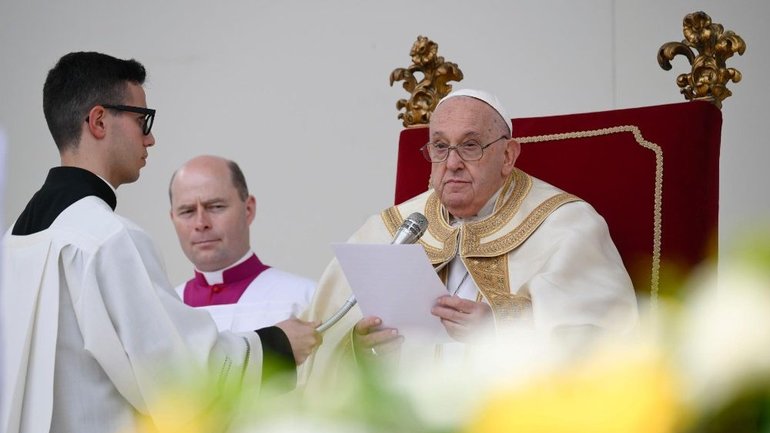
[391,212,429,244]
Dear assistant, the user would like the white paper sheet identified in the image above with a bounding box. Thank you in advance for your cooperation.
[332,243,450,343]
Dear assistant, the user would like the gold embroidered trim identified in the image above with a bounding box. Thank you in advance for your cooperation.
[423,169,533,264]
[424,192,459,264]
[515,125,664,309]
[393,169,579,263]
[382,203,454,264]
[467,169,530,238]
[425,169,526,241]
[381,206,403,238]
[462,192,581,257]
[464,255,531,324]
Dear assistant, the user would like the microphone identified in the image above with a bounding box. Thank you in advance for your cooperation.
[390,212,429,245]
[316,212,429,332]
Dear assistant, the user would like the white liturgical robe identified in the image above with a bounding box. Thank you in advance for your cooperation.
[1,195,262,433]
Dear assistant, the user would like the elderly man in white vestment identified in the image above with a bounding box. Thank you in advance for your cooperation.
[0,51,320,433]
[300,89,638,393]
[169,155,316,331]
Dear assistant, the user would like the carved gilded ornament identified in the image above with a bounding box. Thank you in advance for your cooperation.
[658,11,746,108]
[389,36,464,127]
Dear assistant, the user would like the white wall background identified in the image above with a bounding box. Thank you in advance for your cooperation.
[1,1,767,286]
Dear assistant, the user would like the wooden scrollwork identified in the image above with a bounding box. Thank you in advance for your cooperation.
[389,36,463,127]
[658,11,746,108]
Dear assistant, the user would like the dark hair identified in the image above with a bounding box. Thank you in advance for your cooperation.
[43,51,147,150]
[226,160,250,201]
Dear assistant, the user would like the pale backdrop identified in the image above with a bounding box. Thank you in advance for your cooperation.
[1,1,768,287]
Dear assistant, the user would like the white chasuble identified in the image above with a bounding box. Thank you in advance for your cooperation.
[300,169,638,396]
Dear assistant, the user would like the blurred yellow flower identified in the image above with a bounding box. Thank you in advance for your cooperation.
[129,390,219,433]
[464,348,684,433]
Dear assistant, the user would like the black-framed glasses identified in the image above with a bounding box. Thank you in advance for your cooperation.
[86,104,156,136]
[420,135,507,163]
[103,104,156,135]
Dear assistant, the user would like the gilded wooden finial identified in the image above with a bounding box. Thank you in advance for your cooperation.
[389,36,463,127]
[658,11,746,109]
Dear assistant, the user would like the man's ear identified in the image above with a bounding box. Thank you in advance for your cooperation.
[501,138,521,176]
[85,105,108,140]
[245,195,257,225]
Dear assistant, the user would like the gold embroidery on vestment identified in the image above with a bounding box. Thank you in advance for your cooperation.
[381,206,403,237]
[462,192,580,257]
[464,255,531,324]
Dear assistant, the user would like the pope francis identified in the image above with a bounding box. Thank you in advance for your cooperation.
[300,89,639,394]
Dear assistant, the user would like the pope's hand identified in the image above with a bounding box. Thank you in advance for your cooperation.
[275,317,322,365]
[352,316,403,360]
[431,295,493,342]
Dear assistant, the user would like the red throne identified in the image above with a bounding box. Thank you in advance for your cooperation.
[394,101,722,300]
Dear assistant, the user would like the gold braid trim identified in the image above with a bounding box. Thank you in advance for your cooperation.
[422,169,529,265]
[468,169,531,238]
[462,192,581,257]
[515,125,664,310]
[381,205,451,263]
[423,192,459,264]
[381,206,403,238]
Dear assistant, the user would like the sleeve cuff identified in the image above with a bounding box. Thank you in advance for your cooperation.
[255,326,296,389]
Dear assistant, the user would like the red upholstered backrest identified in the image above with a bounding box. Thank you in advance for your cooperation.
[393,101,722,298]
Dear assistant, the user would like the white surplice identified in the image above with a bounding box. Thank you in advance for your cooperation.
[1,196,262,433]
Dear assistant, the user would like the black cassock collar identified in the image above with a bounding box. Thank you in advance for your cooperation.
[12,166,117,236]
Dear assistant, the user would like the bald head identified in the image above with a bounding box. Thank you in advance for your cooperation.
[169,155,249,204]
[169,155,256,271]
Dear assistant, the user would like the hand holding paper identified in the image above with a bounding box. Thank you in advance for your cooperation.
[332,243,450,343]
[431,295,494,343]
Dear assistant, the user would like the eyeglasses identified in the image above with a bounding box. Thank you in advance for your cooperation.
[420,135,507,163]
[86,104,156,135]
[102,104,156,135]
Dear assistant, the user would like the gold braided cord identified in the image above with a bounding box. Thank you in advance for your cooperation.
[515,126,664,310]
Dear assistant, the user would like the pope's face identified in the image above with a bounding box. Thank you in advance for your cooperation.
[170,157,254,272]
[428,97,519,218]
